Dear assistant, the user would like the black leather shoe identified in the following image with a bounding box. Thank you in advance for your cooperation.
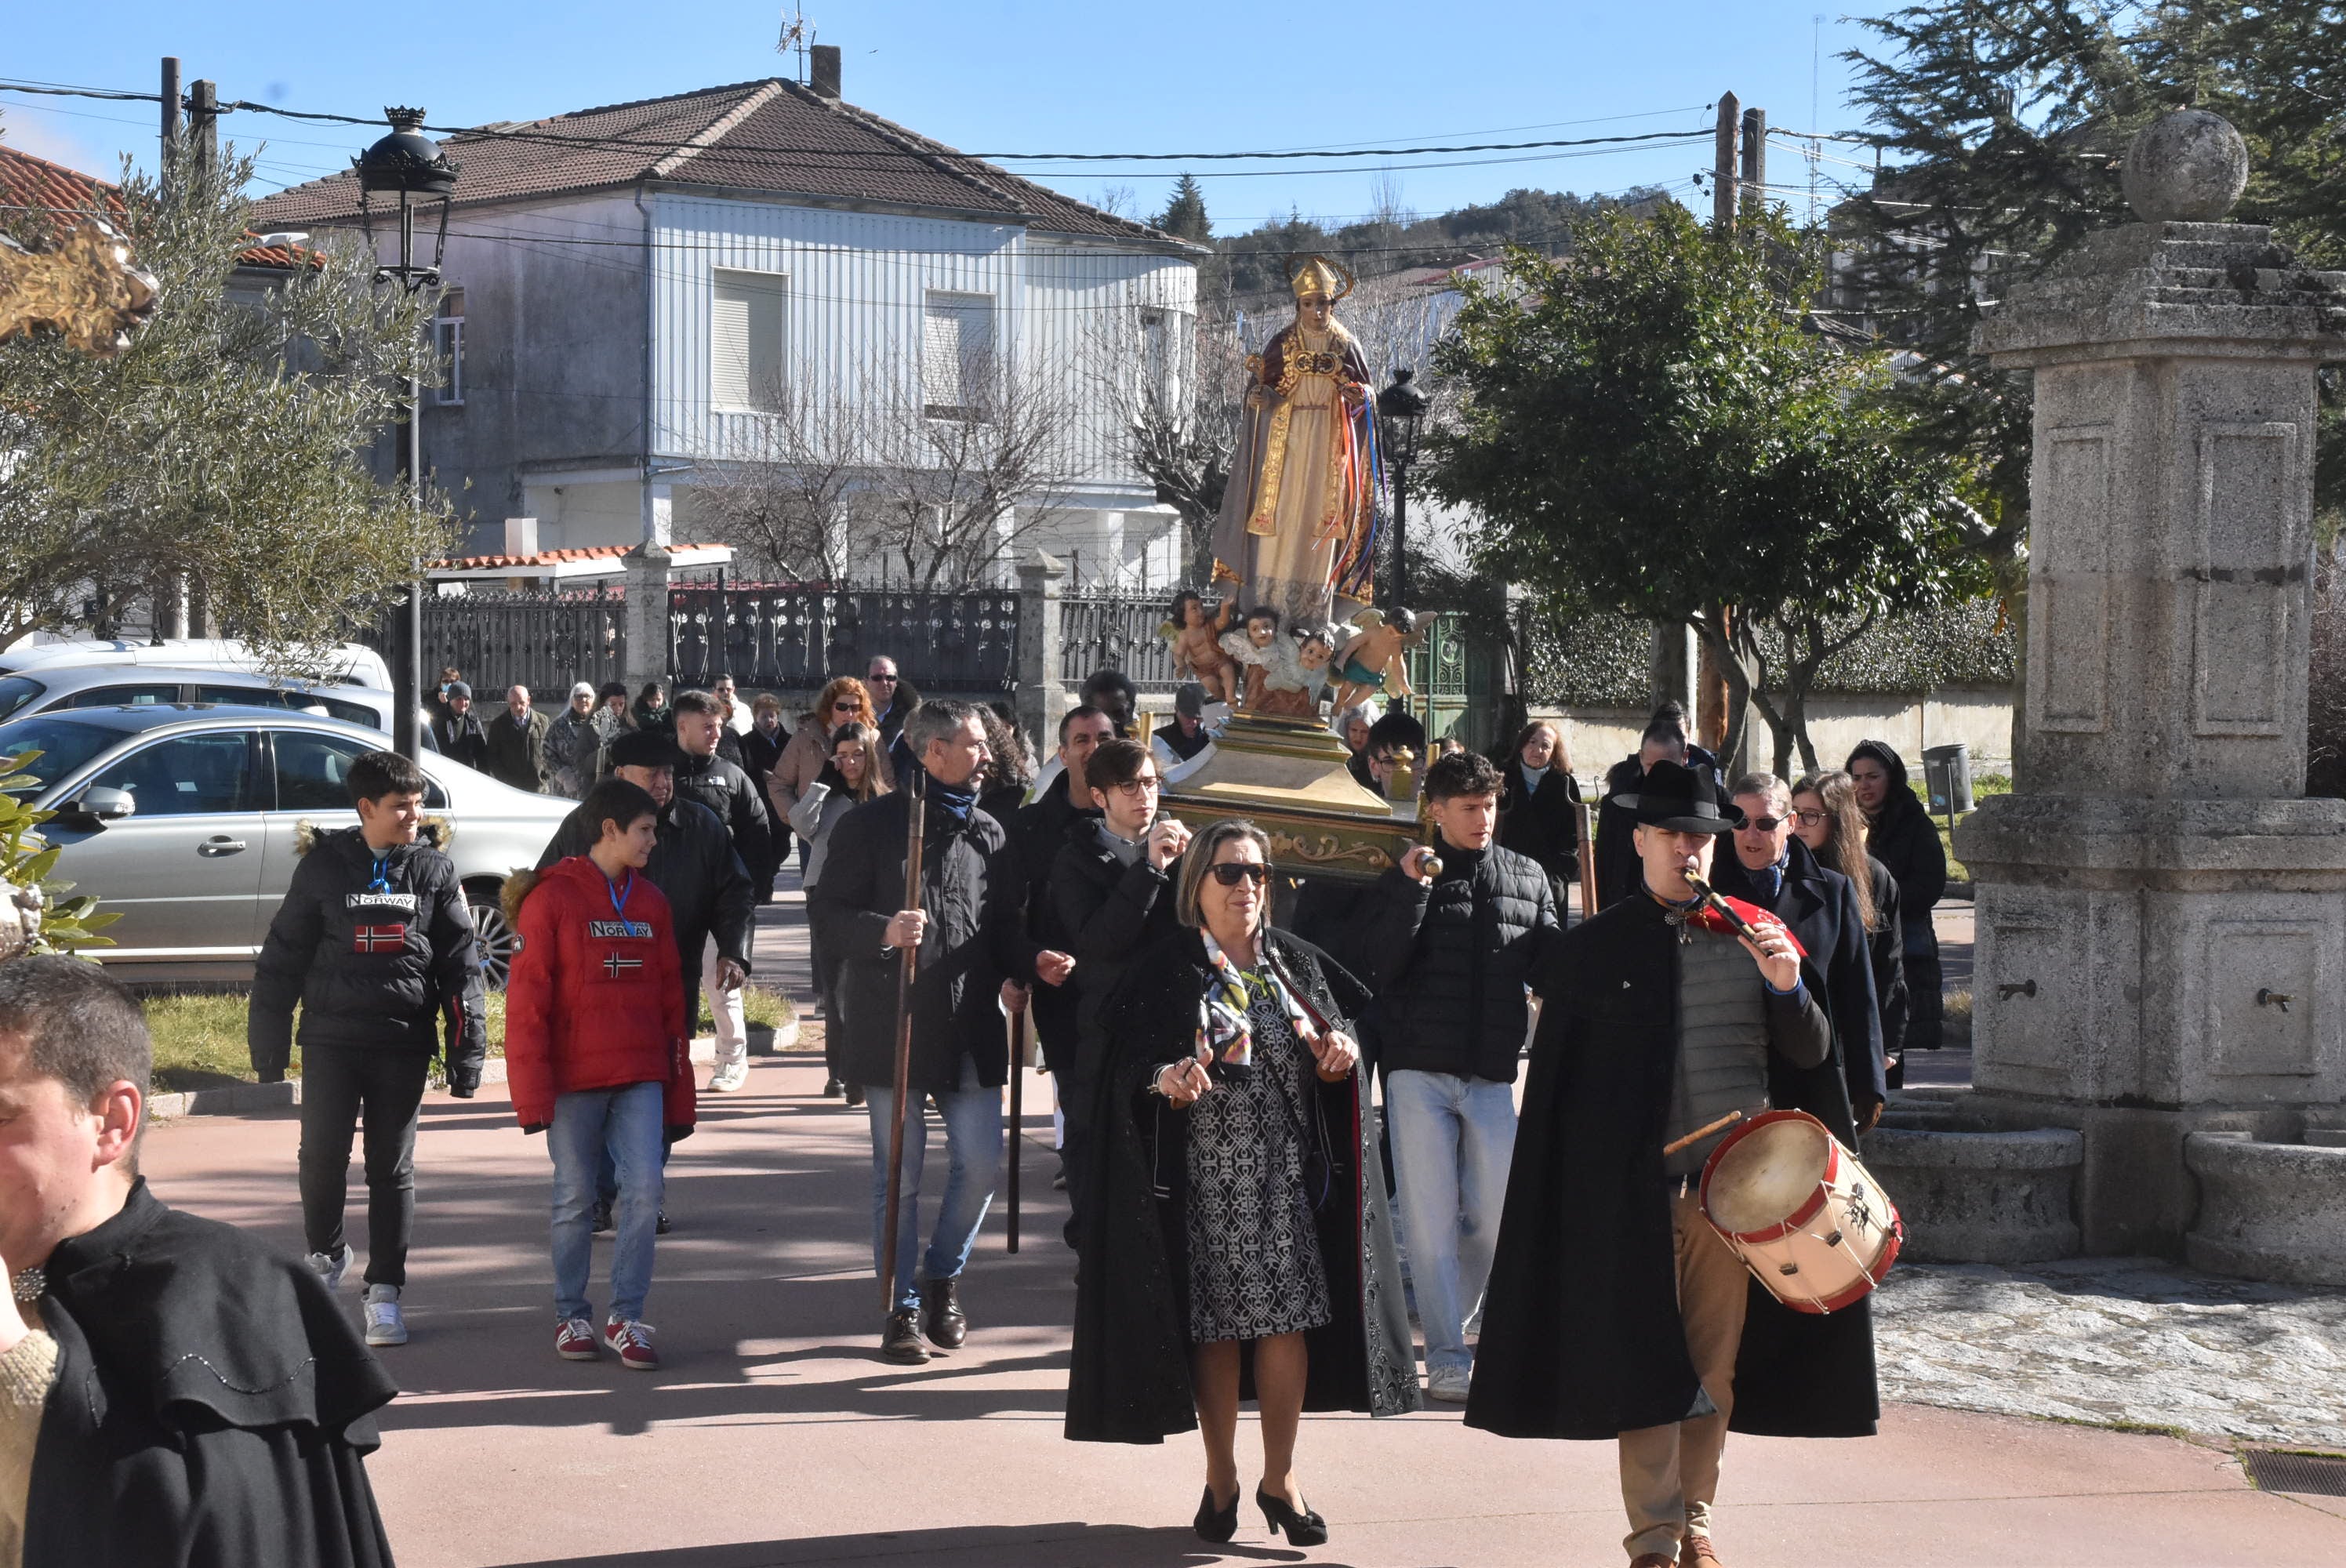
[821,1076,844,1098]
[1193,1483,1240,1542]
[919,1277,968,1348]
[590,1200,612,1234]
[881,1310,930,1363]
[1257,1487,1327,1546]
[843,1083,866,1108]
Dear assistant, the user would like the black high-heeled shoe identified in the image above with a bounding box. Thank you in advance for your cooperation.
[1193,1483,1240,1542]
[1256,1486,1328,1546]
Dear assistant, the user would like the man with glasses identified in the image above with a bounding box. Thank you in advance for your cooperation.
[1708,771,1886,1131]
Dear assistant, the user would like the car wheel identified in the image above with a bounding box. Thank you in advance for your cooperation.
[466,880,517,992]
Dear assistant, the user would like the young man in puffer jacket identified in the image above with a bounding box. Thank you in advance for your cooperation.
[249,749,488,1351]
[505,777,693,1371]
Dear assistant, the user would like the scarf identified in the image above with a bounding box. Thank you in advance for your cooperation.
[1197,930,1313,1073]
[1519,760,1549,796]
[1749,848,1789,907]
[927,775,979,825]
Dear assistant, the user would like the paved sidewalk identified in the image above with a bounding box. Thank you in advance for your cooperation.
[139,1043,2345,1568]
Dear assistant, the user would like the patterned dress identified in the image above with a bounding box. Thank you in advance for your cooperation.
[1183,989,1333,1344]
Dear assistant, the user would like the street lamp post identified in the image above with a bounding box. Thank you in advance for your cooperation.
[1375,367,1429,608]
[354,107,457,759]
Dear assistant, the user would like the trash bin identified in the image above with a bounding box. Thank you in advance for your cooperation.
[1922,742,1974,817]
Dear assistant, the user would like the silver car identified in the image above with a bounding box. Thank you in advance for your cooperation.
[0,665,407,735]
[0,705,572,988]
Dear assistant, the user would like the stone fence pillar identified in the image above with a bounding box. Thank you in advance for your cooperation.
[1015,550,1072,753]
[621,543,674,699]
[1959,110,2346,1255]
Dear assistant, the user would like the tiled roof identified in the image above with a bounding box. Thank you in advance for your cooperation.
[254,78,1196,250]
[0,143,127,234]
[429,543,724,569]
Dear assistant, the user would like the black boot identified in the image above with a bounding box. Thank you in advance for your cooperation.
[918,1277,967,1349]
[881,1309,930,1364]
[822,1076,844,1098]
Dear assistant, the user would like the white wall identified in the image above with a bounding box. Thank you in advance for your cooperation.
[1537,684,2016,782]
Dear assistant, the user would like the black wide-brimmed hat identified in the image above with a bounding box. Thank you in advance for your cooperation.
[608,729,687,771]
[1611,760,1745,833]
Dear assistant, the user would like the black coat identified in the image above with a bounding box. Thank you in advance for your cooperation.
[1710,839,1888,1109]
[538,795,755,973]
[1356,840,1559,1083]
[1048,819,1183,1090]
[430,710,488,771]
[1865,855,1910,1067]
[1288,875,1379,989]
[1013,773,1099,1073]
[1496,763,1582,889]
[1868,782,1947,918]
[674,749,775,888]
[29,1181,398,1567]
[249,822,486,1091]
[1065,928,1421,1443]
[808,786,1040,1093]
[1465,892,1879,1443]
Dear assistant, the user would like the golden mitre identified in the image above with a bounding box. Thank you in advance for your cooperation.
[1287,254,1354,303]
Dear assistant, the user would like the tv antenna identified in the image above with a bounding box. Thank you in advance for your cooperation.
[777,8,817,82]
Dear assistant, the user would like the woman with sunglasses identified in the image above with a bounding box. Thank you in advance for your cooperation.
[790,721,892,1101]
[1792,770,1909,1091]
[767,677,889,837]
[1066,820,1417,1544]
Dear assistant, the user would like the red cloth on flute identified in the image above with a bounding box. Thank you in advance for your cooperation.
[1687,894,1808,958]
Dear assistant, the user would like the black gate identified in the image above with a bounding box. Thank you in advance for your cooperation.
[668,585,1022,694]
[371,586,629,701]
[1059,593,1176,687]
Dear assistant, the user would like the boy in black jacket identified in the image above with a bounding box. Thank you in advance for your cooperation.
[249,750,487,1349]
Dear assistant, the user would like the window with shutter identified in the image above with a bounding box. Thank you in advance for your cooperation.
[923,291,996,421]
[712,269,787,412]
[431,290,465,407]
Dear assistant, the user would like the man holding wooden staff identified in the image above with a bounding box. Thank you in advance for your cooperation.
[809,699,1074,1365]
[1466,760,1877,1568]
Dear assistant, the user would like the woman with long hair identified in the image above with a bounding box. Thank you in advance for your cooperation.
[768,677,888,829]
[1494,719,1582,915]
[632,681,674,734]
[791,720,892,1102]
[1793,769,1908,1089]
[1067,820,1418,1543]
[977,704,1036,821]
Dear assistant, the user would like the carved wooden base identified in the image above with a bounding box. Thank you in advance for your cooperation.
[1161,715,1418,884]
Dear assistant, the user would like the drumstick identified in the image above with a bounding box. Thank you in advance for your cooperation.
[1663,1109,1745,1158]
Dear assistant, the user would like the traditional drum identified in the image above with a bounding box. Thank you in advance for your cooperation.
[1699,1109,1901,1314]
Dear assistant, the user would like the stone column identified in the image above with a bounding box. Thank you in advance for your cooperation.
[1959,111,2346,1254]
[621,542,674,699]
[1014,550,1071,753]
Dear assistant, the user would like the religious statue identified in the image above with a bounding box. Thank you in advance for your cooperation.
[0,220,158,355]
[1211,254,1381,629]
[1162,590,1240,706]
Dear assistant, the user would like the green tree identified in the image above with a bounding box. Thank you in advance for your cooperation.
[0,140,455,672]
[1425,205,1987,772]
[1156,174,1211,241]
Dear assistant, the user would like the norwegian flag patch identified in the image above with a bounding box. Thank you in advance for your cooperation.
[352,924,409,954]
[601,952,645,979]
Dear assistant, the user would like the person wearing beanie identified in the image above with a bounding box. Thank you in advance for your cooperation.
[431,681,488,771]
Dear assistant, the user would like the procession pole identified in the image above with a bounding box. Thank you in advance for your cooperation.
[878,770,927,1315]
[1576,799,1602,925]
[1004,1005,1026,1254]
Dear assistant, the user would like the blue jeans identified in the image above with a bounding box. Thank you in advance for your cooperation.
[548,1081,665,1323]
[864,1055,1002,1313]
[1385,1069,1517,1374]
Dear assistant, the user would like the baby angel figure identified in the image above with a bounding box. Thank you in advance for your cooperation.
[1331,607,1432,712]
[1163,590,1240,707]
[1219,606,1283,710]
[1255,621,1341,718]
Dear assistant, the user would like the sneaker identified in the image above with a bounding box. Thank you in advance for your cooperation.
[554,1316,600,1361]
[362,1285,409,1347]
[590,1199,613,1235]
[603,1316,659,1370]
[307,1244,354,1291]
[1426,1364,1472,1403]
[709,1058,749,1094]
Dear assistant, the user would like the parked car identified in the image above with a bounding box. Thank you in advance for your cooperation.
[0,664,416,739]
[0,705,571,988]
[0,637,392,691]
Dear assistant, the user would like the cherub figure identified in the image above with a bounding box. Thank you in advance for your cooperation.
[1255,622,1341,718]
[1218,606,1283,710]
[1160,590,1239,707]
[1331,607,1433,712]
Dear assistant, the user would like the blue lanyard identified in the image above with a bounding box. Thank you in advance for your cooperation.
[607,870,635,919]
[369,855,394,894]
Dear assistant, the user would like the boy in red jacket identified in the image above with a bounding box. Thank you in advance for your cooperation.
[505,778,692,1370]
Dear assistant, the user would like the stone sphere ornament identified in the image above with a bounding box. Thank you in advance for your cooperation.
[2122,109,2250,223]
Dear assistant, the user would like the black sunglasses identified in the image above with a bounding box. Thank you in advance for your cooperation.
[1209,862,1271,887]
[1743,815,1789,833]
[868,673,898,683]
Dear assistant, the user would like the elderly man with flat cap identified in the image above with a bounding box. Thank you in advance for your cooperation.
[1466,760,1878,1568]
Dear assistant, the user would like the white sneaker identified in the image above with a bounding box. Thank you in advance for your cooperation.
[363,1285,408,1346]
[307,1244,354,1291]
[708,1058,749,1094]
[1426,1364,1473,1403]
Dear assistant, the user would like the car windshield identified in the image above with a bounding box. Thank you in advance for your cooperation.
[0,676,45,723]
[0,715,128,796]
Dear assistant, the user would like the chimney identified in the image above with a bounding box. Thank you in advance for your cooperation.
[503,517,540,558]
[808,44,841,100]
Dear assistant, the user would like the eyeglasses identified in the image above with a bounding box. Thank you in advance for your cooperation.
[868,673,898,684]
[1793,809,1828,827]
[1743,816,1789,833]
[1112,778,1160,797]
[1209,862,1270,887]
[832,701,859,713]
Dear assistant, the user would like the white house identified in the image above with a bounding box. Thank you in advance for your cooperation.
[254,50,1205,588]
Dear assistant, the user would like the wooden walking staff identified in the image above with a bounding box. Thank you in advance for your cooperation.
[1576,799,1601,923]
[1004,1004,1026,1254]
[878,771,928,1315]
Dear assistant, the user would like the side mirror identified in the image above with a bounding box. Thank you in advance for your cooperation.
[60,786,136,826]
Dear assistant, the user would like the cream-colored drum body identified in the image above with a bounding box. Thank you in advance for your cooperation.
[1698,1109,1901,1314]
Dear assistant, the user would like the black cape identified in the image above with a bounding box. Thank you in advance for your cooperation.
[30,1179,400,1566]
[1464,894,1880,1442]
[1065,927,1421,1443]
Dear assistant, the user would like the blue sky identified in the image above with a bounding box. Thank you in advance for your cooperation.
[3,1,1890,234]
